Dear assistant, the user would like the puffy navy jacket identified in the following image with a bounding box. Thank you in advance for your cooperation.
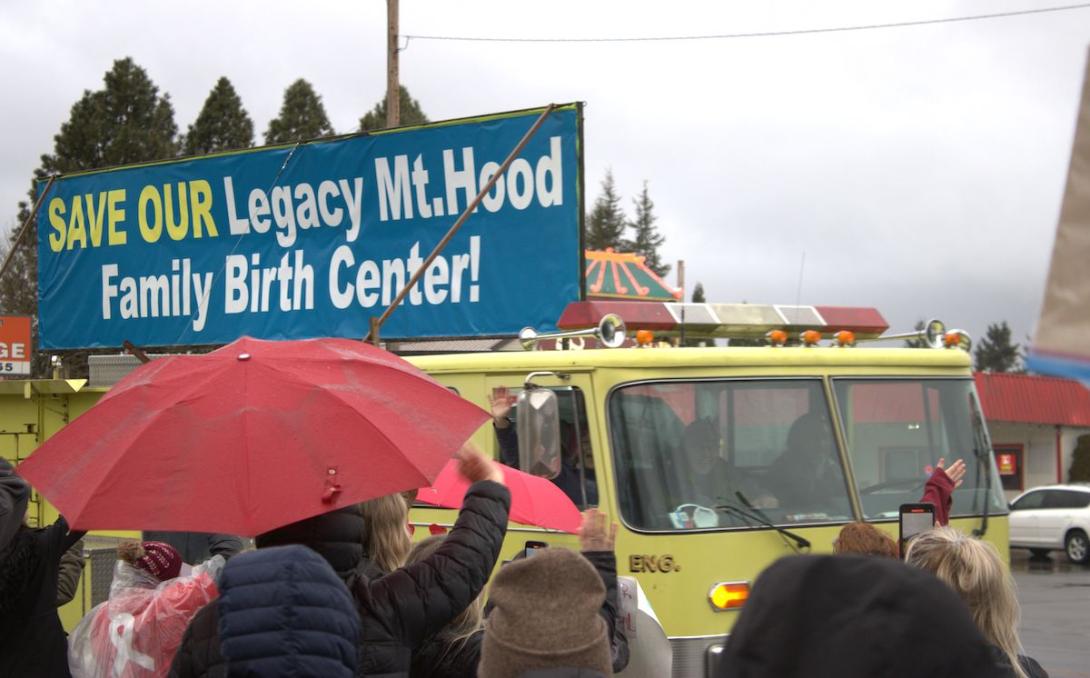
[216,545,360,677]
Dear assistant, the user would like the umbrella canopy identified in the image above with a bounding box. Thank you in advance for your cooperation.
[17,337,489,536]
[417,459,582,533]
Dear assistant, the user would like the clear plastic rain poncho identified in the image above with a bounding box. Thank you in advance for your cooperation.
[68,555,224,678]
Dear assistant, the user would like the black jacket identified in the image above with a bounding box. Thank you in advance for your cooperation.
[171,479,510,678]
[989,646,1049,678]
[0,460,85,678]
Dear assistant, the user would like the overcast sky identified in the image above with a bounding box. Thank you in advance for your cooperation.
[2,0,1087,350]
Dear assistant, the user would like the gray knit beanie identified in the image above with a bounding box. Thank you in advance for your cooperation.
[478,548,612,678]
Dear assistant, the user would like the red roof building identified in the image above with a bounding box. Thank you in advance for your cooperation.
[974,372,1090,496]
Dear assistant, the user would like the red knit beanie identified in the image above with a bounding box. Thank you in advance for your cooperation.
[136,541,183,580]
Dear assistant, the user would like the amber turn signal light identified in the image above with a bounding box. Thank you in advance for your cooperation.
[800,329,822,346]
[709,581,750,611]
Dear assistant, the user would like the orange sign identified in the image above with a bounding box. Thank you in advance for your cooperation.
[0,316,32,376]
[996,453,1017,476]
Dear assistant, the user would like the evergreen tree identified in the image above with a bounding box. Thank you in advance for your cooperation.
[182,77,255,155]
[41,57,178,175]
[691,282,705,303]
[265,79,335,144]
[973,321,1022,373]
[586,170,627,251]
[1,57,179,377]
[628,181,669,277]
[359,85,429,131]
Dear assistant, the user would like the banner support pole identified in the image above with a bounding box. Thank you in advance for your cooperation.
[364,103,558,345]
[0,176,57,288]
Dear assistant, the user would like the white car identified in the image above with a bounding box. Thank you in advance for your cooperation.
[1008,484,1090,564]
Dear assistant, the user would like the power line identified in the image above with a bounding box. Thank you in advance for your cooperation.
[404,2,1090,44]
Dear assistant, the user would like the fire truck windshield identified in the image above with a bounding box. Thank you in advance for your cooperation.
[608,379,854,532]
[831,378,1008,520]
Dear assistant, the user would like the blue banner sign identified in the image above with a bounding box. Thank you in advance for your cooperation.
[37,105,583,349]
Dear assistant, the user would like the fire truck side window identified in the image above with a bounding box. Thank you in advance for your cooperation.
[493,387,597,509]
[609,379,853,531]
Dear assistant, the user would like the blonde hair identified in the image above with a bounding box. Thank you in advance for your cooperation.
[359,493,411,574]
[406,535,483,647]
[904,527,1026,678]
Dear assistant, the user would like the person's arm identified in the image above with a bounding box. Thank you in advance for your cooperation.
[920,458,966,527]
[207,533,243,560]
[579,509,629,673]
[489,387,520,467]
[56,538,85,606]
[362,446,510,647]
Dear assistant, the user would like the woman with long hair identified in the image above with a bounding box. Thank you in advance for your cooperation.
[905,527,1047,678]
[407,535,485,678]
[359,493,412,574]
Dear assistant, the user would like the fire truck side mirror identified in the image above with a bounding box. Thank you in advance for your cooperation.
[516,387,562,480]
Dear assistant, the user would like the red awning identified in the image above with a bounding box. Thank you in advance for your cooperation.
[974,372,1090,427]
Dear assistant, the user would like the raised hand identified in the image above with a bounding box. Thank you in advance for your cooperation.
[489,387,515,429]
[579,508,618,552]
[455,441,505,486]
[924,457,967,488]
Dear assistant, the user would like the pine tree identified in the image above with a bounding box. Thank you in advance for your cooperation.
[586,170,627,251]
[628,181,669,277]
[182,77,255,155]
[359,85,429,131]
[41,57,178,174]
[973,321,1022,373]
[691,282,706,303]
[265,79,335,144]
[1,57,180,377]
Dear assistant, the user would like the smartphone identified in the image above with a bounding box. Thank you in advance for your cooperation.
[524,540,548,558]
[898,503,936,559]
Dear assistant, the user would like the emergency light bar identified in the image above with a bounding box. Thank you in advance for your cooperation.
[557,301,889,339]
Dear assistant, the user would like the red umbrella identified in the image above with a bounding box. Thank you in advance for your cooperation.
[417,459,582,533]
[17,336,489,536]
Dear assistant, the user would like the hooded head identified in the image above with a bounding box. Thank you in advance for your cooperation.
[479,548,612,678]
[255,505,368,579]
[218,545,361,678]
[717,555,1005,678]
[0,458,30,552]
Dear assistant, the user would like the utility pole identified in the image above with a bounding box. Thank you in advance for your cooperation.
[677,259,686,347]
[386,0,400,128]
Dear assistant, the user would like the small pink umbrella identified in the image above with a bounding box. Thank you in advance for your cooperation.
[418,459,583,534]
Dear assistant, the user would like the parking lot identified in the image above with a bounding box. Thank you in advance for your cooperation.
[1012,549,1090,678]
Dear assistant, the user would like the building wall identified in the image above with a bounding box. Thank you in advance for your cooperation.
[987,422,1090,500]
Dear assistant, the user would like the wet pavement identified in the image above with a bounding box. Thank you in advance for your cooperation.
[1012,549,1090,678]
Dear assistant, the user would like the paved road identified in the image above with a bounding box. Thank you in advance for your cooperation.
[1012,549,1090,678]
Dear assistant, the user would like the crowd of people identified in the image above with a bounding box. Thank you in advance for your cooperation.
[0,447,1053,678]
